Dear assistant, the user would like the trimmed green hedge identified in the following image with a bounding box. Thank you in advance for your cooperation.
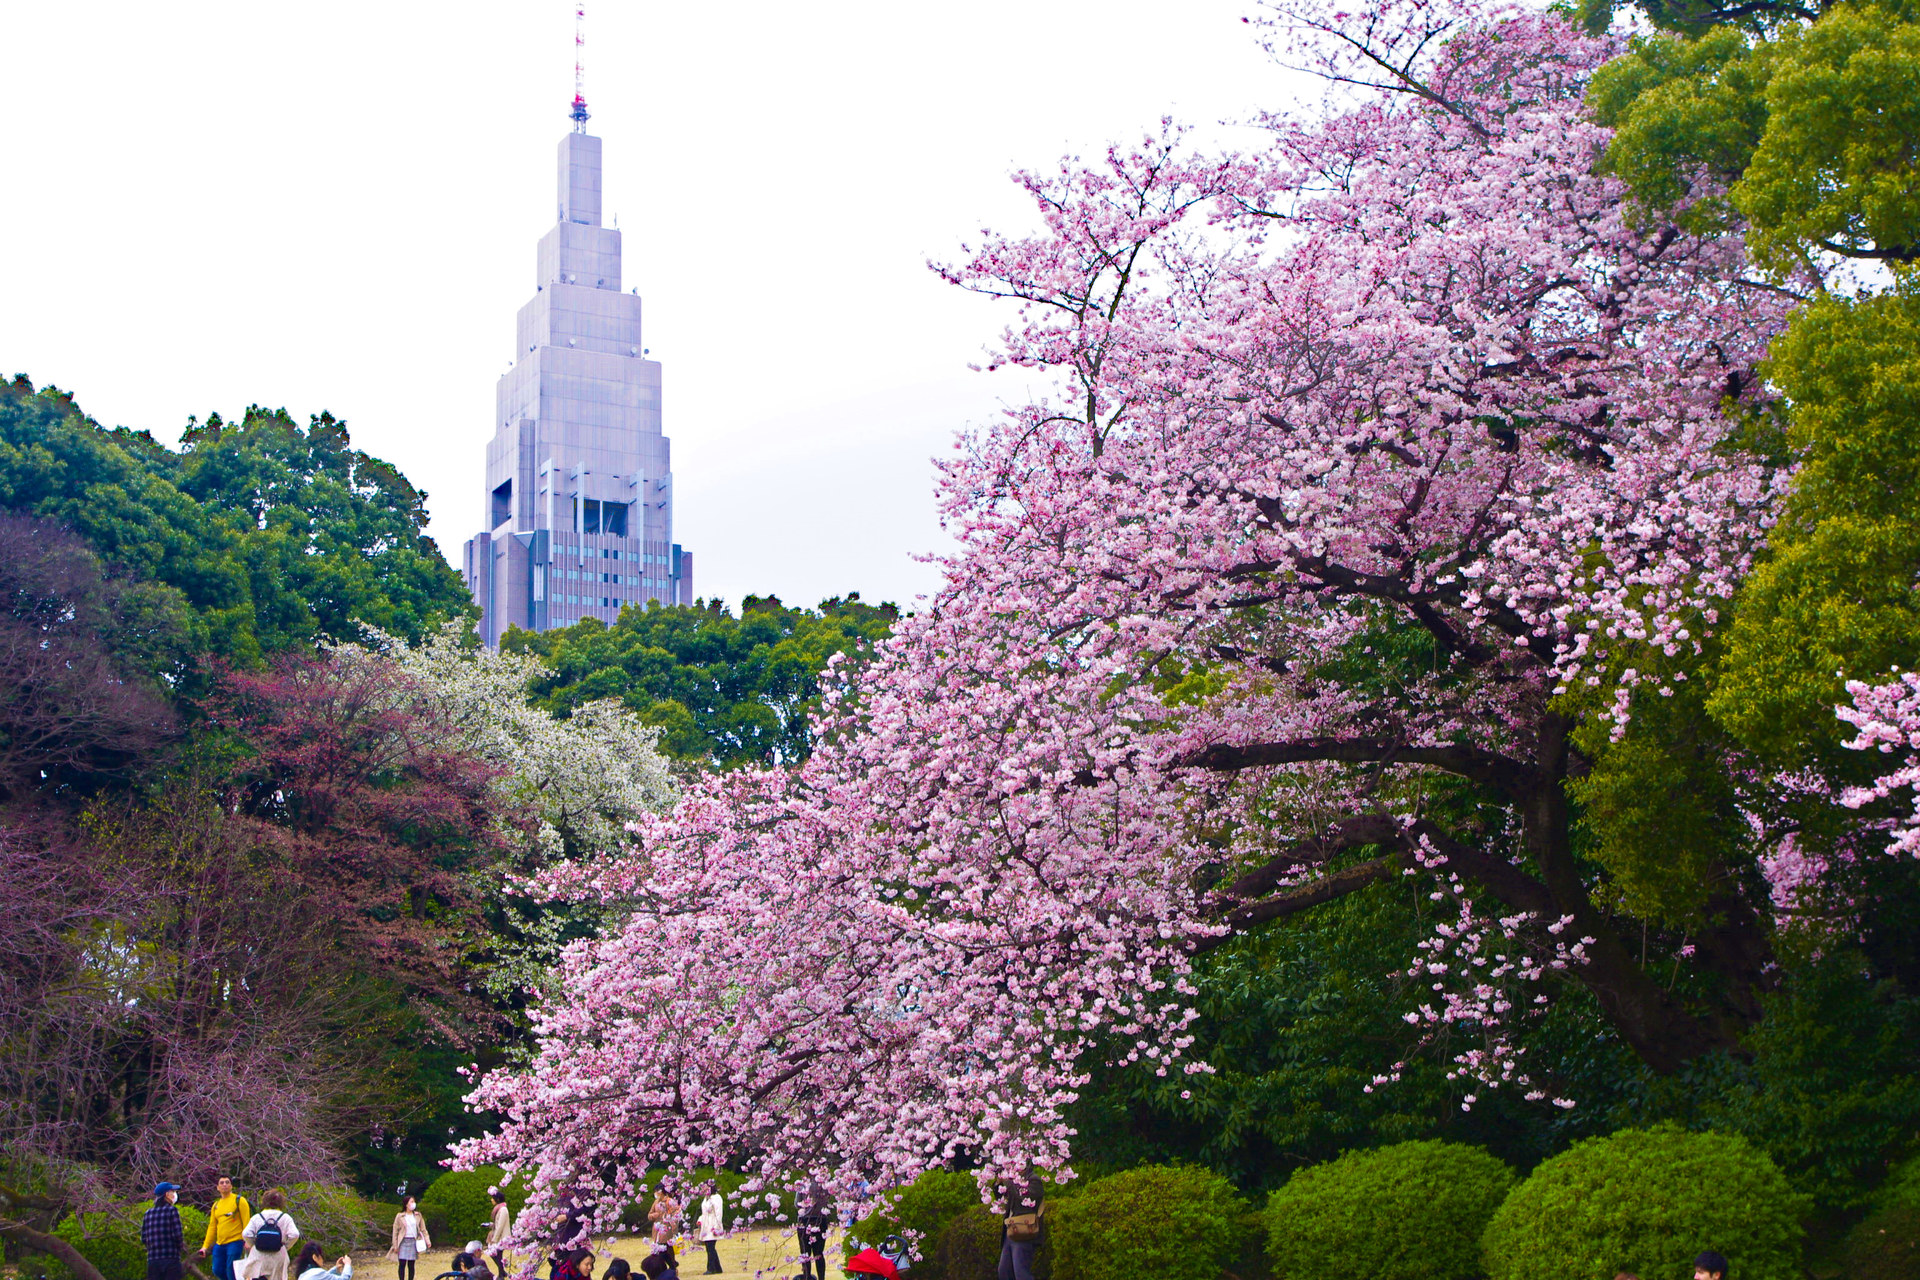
[419,1167,527,1246]
[1265,1140,1515,1280]
[41,1201,210,1280]
[932,1205,1010,1280]
[1482,1126,1808,1280]
[850,1169,982,1277]
[1048,1164,1249,1280]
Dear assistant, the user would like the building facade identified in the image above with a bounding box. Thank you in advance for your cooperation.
[464,124,692,647]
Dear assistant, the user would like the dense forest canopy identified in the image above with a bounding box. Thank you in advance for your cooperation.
[0,376,474,667]
[503,593,898,768]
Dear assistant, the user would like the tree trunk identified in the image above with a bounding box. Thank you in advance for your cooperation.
[1524,712,1736,1072]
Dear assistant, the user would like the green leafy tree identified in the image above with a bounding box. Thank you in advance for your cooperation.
[171,406,473,653]
[0,376,472,668]
[1710,282,1920,769]
[502,593,897,768]
[1583,6,1920,773]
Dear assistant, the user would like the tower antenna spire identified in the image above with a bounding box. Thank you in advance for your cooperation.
[569,2,590,129]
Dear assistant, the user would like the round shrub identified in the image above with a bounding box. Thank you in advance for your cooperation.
[1265,1140,1515,1280]
[932,1204,1009,1280]
[1839,1198,1920,1280]
[418,1166,527,1246]
[283,1183,394,1254]
[1482,1125,1809,1280]
[45,1201,210,1280]
[1048,1164,1249,1280]
[851,1168,983,1275]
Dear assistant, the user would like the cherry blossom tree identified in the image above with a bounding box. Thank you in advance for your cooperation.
[455,0,1796,1237]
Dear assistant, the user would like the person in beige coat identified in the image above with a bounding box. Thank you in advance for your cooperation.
[387,1197,432,1280]
[486,1188,513,1280]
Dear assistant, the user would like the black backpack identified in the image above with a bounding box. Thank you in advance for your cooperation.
[254,1213,286,1254]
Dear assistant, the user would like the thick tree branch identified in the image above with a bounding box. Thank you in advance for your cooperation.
[1215,813,1404,903]
[1202,855,1402,945]
[0,1220,107,1280]
[1178,737,1538,802]
[1404,818,1560,918]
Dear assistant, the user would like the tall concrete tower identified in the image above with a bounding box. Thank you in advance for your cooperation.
[463,118,692,647]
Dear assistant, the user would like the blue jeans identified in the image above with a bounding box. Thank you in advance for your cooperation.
[211,1241,245,1280]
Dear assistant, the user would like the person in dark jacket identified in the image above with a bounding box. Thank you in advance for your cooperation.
[794,1181,829,1280]
[997,1177,1043,1280]
[143,1184,186,1280]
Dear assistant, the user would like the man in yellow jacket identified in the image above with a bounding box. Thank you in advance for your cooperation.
[200,1177,251,1280]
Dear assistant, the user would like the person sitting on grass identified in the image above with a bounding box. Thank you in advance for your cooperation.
[638,1246,679,1280]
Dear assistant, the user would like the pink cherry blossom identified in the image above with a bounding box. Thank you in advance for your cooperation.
[1839,673,1920,858]
[453,0,1795,1243]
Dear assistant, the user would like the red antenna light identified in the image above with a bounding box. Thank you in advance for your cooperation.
[569,2,590,128]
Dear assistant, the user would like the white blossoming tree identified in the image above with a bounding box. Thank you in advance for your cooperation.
[342,623,677,998]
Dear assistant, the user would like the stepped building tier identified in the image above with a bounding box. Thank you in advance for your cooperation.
[464,126,692,646]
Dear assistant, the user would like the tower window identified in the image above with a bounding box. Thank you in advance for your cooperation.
[491,480,513,528]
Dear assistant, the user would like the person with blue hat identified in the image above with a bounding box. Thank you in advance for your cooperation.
[143,1184,185,1280]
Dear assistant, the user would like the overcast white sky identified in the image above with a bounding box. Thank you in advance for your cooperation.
[0,2,1303,612]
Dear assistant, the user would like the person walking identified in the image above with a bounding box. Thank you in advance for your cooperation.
[793,1180,829,1280]
[695,1183,725,1275]
[143,1184,185,1280]
[996,1176,1043,1280]
[200,1177,253,1280]
[388,1195,432,1280]
[238,1189,301,1280]
[486,1188,513,1280]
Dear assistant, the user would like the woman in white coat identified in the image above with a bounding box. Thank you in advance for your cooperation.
[695,1183,725,1276]
[238,1190,301,1280]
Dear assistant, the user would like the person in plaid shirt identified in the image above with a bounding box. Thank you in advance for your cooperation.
[143,1183,185,1280]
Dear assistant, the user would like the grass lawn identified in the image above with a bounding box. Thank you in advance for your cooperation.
[344,1231,850,1280]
